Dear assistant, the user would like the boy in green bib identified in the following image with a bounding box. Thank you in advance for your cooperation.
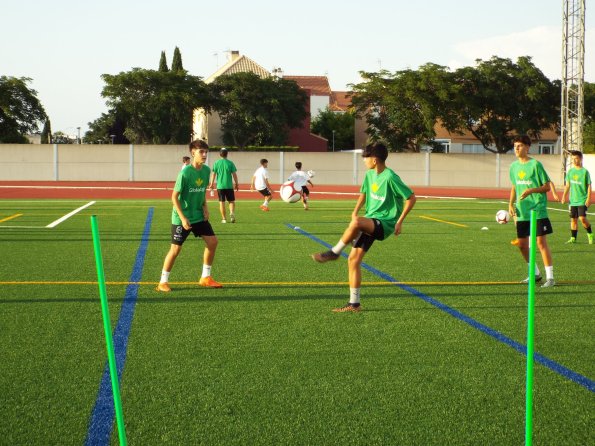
[561,150,592,244]
[508,135,556,287]
[312,143,416,312]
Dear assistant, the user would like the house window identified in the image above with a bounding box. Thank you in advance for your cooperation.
[462,144,485,153]
[539,143,554,154]
[433,139,450,153]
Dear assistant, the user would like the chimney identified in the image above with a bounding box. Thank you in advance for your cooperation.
[230,50,240,61]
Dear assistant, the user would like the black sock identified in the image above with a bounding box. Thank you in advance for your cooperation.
[586,226,592,234]
[571,230,578,238]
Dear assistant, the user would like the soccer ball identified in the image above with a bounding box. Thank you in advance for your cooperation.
[495,210,510,224]
[279,181,302,203]
[307,170,315,178]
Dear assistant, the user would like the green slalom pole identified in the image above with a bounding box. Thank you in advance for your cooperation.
[525,210,537,446]
[90,215,128,446]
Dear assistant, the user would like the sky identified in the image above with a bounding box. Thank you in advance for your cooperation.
[2,0,593,137]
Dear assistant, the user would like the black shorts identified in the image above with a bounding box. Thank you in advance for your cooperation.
[352,219,385,252]
[170,221,215,245]
[569,205,588,218]
[301,186,310,196]
[516,218,553,238]
[258,188,272,197]
[217,189,235,202]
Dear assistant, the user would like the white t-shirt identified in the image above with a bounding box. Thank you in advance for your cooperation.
[253,166,269,190]
[288,170,309,188]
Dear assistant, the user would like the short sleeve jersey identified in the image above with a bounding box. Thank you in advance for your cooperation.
[287,170,309,188]
[172,164,211,225]
[212,158,237,189]
[509,158,550,221]
[360,167,413,237]
[565,167,592,206]
[253,166,269,190]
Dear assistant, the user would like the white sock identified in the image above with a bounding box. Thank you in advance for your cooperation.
[349,288,361,305]
[201,264,212,278]
[530,263,541,277]
[545,266,554,280]
[332,240,347,255]
[160,270,170,283]
[263,200,268,207]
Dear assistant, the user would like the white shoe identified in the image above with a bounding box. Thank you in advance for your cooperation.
[541,279,556,288]
[221,219,227,224]
[230,214,236,223]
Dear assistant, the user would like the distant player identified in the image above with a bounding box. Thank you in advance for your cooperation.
[561,150,593,244]
[287,162,314,210]
[208,148,239,223]
[251,158,273,211]
[508,135,555,287]
[156,139,222,292]
[312,143,416,312]
[181,156,191,169]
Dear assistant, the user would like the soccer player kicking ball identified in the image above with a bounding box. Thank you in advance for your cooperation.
[312,143,416,312]
[156,139,222,292]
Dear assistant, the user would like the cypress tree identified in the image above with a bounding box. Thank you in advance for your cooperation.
[158,51,169,72]
[172,46,184,72]
[41,118,52,144]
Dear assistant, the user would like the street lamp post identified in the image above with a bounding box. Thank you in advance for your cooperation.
[77,127,81,144]
[332,130,335,152]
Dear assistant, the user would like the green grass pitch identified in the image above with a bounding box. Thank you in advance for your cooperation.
[0,198,593,445]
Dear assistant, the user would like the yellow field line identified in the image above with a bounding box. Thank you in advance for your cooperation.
[419,215,468,228]
[2,280,593,286]
[0,213,23,223]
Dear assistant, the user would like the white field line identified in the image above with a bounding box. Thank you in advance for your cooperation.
[46,201,96,228]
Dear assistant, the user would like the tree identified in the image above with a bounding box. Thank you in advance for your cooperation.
[350,64,452,151]
[211,72,308,149]
[311,107,355,150]
[100,68,213,144]
[443,56,559,153]
[41,119,52,144]
[583,82,595,153]
[85,109,130,144]
[0,76,47,143]
[171,46,184,72]
[158,51,169,72]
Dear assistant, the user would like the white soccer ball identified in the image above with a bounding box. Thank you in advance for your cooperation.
[279,181,302,203]
[495,210,510,224]
[307,170,315,178]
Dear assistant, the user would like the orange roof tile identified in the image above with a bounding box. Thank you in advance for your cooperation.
[283,76,332,96]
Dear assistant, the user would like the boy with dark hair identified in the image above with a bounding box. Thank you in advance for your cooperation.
[561,150,593,244]
[208,148,239,223]
[157,139,222,292]
[251,158,273,211]
[287,161,314,210]
[312,143,416,312]
[508,135,556,287]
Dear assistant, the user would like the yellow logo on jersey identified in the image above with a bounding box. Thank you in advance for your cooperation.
[573,174,579,181]
[195,178,204,187]
[371,183,379,193]
[518,171,526,179]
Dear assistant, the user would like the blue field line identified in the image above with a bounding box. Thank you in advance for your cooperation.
[287,223,595,393]
[85,207,154,446]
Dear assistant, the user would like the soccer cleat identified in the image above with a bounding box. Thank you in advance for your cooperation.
[312,250,340,263]
[259,205,269,212]
[156,282,171,292]
[510,239,520,246]
[565,237,576,244]
[588,233,593,245]
[230,214,236,223]
[520,275,542,284]
[541,279,556,288]
[332,303,362,313]
[198,276,223,288]
[221,219,227,224]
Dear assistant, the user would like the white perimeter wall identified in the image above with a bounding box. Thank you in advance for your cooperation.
[1,144,593,188]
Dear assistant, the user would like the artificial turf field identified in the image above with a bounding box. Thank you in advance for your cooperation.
[0,197,593,445]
